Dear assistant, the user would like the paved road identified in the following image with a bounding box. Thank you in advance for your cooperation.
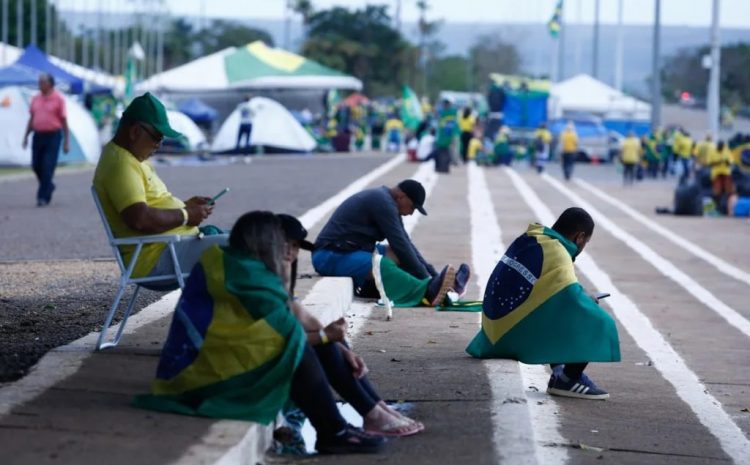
[2,154,749,464]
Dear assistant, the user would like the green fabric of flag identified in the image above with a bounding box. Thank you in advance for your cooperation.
[548,0,563,39]
[133,246,306,424]
[400,85,424,132]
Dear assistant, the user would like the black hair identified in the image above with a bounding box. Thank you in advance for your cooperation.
[228,211,286,278]
[551,207,594,239]
[717,141,725,151]
[462,107,472,118]
[40,73,54,87]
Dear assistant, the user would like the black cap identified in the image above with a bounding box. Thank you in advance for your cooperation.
[397,179,427,215]
[278,214,314,250]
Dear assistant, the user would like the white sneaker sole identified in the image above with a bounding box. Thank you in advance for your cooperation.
[547,387,610,400]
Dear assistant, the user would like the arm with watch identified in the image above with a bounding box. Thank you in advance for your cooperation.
[289,300,346,345]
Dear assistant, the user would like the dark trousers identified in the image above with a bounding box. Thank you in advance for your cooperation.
[562,152,576,181]
[434,147,451,173]
[31,131,62,204]
[550,362,588,380]
[623,162,636,184]
[459,131,472,163]
[236,123,253,151]
[679,157,691,184]
[289,342,381,438]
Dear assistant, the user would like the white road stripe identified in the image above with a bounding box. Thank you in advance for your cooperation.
[467,163,567,465]
[506,167,750,464]
[574,178,750,287]
[542,173,750,338]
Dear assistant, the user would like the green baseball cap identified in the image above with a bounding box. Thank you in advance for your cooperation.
[121,92,182,139]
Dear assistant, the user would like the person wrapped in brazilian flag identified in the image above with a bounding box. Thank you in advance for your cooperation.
[467,207,620,400]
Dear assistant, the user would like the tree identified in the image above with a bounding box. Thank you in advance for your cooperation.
[661,43,750,108]
[431,55,470,92]
[196,20,274,56]
[468,34,521,92]
[301,5,411,96]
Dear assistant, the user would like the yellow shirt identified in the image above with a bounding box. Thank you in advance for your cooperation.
[458,113,477,133]
[707,147,733,179]
[673,132,693,158]
[467,137,483,160]
[561,129,578,153]
[620,136,642,164]
[385,118,404,132]
[534,128,552,144]
[693,140,716,166]
[93,142,198,277]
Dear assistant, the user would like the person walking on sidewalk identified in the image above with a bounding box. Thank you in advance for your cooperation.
[560,122,578,181]
[467,207,621,400]
[22,73,70,206]
[235,94,255,153]
[620,131,642,185]
[312,179,471,306]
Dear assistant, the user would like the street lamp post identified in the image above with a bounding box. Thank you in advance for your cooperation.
[707,0,721,140]
[650,0,662,132]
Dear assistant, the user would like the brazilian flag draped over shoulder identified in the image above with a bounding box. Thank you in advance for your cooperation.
[467,224,620,364]
[133,246,305,424]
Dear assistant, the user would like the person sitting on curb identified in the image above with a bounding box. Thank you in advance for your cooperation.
[134,211,387,454]
[311,179,471,307]
[278,214,424,438]
[466,207,620,400]
[93,92,227,285]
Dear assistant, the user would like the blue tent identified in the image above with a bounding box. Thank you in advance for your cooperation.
[14,45,86,94]
[0,64,40,87]
[178,98,218,124]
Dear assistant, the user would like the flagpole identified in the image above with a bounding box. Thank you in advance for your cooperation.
[650,0,662,132]
[557,1,565,82]
[614,0,624,90]
[707,0,720,140]
[592,0,600,78]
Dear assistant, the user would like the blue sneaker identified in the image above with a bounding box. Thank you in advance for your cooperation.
[452,263,472,297]
[547,372,609,400]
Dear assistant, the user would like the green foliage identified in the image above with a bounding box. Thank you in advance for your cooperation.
[661,43,750,107]
[198,20,274,55]
[431,55,470,92]
[0,0,57,50]
[301,5,411,96]
[468,34,521,92]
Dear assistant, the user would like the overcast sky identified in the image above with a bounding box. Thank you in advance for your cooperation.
[145,0,749,28]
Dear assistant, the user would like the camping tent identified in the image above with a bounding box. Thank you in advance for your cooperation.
[211,96,315,153]
[178,98,218,124]
[0,86,100,166]
[139,41,362,93]
[550,74,651,120]
[164,110,208,152]
[14,45,86,94]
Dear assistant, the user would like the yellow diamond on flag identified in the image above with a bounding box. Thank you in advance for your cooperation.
[247,41,305,72]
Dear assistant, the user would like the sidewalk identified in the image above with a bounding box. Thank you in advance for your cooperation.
[0,276,353,465]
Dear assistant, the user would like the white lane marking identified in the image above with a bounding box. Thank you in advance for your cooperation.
[574,178,750,287]
[506,167,750,464]
[468,163,566,465]
[542,173,750,338]
[299,153,405,230]
[0,155,407,417]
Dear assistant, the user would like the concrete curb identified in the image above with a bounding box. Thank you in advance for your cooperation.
[172,276,354,465]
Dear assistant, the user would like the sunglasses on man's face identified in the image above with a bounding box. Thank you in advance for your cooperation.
[138,123,164,144]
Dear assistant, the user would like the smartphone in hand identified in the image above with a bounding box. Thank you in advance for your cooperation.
[595,292,611,300]
[209,188,230,205]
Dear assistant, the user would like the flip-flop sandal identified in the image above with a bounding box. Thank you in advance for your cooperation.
[364,418,423,437]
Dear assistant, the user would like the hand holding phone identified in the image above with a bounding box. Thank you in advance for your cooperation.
[595,292,611,300]
[209,187,230,205]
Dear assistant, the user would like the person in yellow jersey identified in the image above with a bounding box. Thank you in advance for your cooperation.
[560,122,579,181]
[708,141,735,209]
[458,106,477,163]
[693,133,716,171]
[533,122,553,174]
[466,129,484,162]
[673,128,694,184]
[93,93,225,285]
[384,115,405,153]
[620,131,642,185]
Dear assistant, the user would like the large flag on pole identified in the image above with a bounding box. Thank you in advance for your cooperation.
[548,0,563,38]
[400,85,424,132]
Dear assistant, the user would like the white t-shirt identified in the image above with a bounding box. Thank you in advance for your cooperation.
[417,134,435,160]
[238,101,255,125]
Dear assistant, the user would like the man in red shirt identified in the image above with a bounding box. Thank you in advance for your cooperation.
[22,73,70,206]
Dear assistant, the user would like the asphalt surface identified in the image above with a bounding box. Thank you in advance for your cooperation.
[0,153,391,382]
[2,153,749,464]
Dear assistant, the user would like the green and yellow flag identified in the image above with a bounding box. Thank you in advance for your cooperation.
[400,85,424,132]
[467,224,620,363]
[134,246,305,424]
[548,0,563,39]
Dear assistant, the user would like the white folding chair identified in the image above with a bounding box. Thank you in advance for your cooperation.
[91,186,191,350]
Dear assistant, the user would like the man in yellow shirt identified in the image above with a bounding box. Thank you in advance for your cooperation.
[620,131,642,185]
[672,129,693,184]
[708,141,735,206]
[458,107,477,163]
[693,134,716,170]
[560,122,578,181]
[93,93,223,282]
[533,122,553,174]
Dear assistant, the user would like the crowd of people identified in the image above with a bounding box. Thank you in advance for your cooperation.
[88,92,621,457]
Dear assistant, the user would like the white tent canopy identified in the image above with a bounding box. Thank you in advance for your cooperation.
[166,110,207,151]
[211,97,315,153]
[550,74,651,120]
[0,86,100,166]
[140,48,233,93]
